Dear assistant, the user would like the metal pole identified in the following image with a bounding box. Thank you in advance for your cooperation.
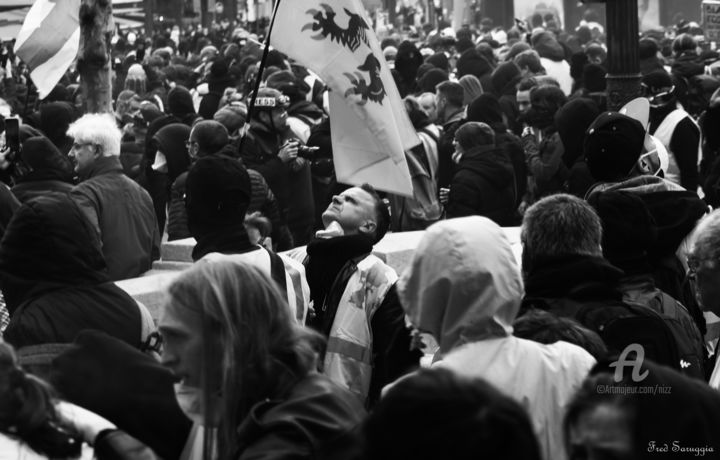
[604,0,642,110]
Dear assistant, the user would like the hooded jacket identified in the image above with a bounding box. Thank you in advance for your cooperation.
[398,217,596,460]
[71,156,161,281]
[446,145,517,226]
[12,136,74,203]
[556,98,600,197]
[0,194,145,348]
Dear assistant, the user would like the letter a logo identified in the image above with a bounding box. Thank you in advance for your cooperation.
[608,343,649,382]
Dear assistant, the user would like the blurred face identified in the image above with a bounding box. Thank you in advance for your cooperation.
[260,107,288,130]
[322,187,377,237]
[517,89,531,114]
[567,404,633,460]
[159,301,222,426]
[159,301,204,387]
[419,94,437,122]
[688,256,720,316]
[68,140,100,175]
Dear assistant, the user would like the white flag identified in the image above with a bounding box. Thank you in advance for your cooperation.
[271,0,418,196]
[14,0,81,99]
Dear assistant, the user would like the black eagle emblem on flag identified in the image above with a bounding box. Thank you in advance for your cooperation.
[344,53,386,105]
[302,3,370,52]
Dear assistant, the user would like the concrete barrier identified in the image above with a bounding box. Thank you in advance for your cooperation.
[118,228,523,321]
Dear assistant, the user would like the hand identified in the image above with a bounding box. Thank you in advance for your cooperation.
[439,187,449,205]
[0,145,12,171]
[54,401,116,446]
[278,141,298,163]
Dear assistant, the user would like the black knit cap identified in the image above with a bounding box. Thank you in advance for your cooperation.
[584,112,645,182]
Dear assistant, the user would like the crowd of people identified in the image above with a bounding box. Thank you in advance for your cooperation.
[2,6,720,460]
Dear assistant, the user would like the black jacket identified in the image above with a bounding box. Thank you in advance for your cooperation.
[0,194,143,348]
[446,145,517,226]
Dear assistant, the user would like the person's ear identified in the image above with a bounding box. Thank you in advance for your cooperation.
[359,219,377,238]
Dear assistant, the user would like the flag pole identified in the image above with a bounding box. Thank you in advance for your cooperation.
[238,0,282,153]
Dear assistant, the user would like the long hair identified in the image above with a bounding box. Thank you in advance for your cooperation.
[164,260,320,459]
[0,341,81,457]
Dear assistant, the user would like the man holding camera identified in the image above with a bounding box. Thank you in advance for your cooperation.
[239,87,315,246]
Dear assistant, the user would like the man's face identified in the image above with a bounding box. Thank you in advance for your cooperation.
[322,187,377,237]
[689,257,720,316]
[187,128,200,159]
[567,403,633,460]
[263,107,288,131]
[435,94,447,121]
[68,140,100,175]
[419,94,438,122]
[517,90,532,114]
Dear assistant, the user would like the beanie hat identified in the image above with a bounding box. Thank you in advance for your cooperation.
[185,156,251,235]
[490,61,521,96]
[584,112,645,182]
[417,68,449,93]
[456,48,492,80]
[200,45,218,61]
[641,69,674,94]
[21,136,73,179]
[458,74,484,106]
[213,105,247,133]
[426,52,449,71]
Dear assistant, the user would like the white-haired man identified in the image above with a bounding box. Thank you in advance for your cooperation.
[68,113,160,280]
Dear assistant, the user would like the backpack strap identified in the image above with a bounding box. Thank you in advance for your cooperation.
[266,247,289,299]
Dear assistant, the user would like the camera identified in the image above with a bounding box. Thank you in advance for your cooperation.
[297,145,320,159]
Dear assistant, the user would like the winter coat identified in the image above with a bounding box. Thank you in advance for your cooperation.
[397,217,596,460]
[0,194,148,348]
[523,130,568,200]
[446,145,517,226]
[71,156,160,281]
[240,122,315,245]
[11,172,74,204]
[166,147,294,250]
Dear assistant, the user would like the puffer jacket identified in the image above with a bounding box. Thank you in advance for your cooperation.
[0,194,146,348]
[71,156,160,281]
[446,145,517,226]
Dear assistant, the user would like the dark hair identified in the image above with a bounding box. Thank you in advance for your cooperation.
[191,120,229,156]
[435,81,464,108]
[514,50,544,74]
[517,76,539,92]
[363,368,541,460]
[360,183,390,244]
[513,309,608,360]
[672,33,697,55]
[0,342,81,457]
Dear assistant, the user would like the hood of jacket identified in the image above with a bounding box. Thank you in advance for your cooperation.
[490,62,522,96]
[458,145,515,189]
[532,32,565,62]
[0,193,108,312]
[555,97,600,168]
[398,216,523,356]
[153,123,191,183]
[586,175,706,256]
[167,85,196,119]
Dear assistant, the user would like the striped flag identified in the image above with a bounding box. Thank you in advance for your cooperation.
[14,0,81,99]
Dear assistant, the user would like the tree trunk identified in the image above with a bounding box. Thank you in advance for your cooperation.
[78,0,114,114]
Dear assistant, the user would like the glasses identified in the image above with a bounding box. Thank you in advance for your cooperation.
[71,141,94,150]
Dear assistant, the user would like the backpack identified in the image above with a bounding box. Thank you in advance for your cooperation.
[639,290,706,379]
[523,296,692,377]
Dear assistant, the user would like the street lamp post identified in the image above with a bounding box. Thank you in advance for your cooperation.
[584,0,642,110]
